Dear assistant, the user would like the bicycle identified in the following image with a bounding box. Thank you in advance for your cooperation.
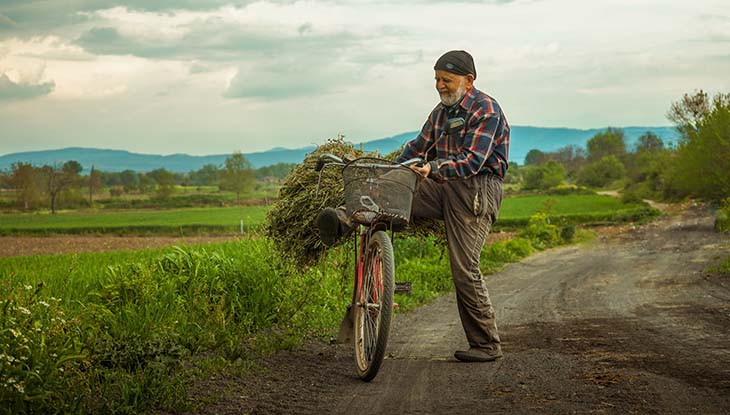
[316,154,423,381]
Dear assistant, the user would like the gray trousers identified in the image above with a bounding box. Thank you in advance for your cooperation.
[411,174,503,351]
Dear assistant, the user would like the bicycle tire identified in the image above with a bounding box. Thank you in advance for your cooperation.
[353,230,395,381]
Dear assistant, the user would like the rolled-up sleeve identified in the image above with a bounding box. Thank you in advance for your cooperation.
[396,117,434,163]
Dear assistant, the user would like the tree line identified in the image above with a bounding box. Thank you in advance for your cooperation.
[512,90,730,204]
[0,152,295,213]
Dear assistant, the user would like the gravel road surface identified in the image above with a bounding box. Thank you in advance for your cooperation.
[182,205,730,414]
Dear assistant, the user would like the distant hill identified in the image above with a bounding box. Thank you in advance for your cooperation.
[0,126,678,173]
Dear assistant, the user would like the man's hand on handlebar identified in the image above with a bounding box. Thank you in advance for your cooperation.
[410,162,431,178]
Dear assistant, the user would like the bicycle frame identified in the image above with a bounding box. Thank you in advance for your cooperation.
[316,152,423,380]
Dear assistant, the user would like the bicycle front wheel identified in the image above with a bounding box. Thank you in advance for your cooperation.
[354,230,395,381]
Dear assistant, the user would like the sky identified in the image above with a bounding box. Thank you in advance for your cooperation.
[0,0,728,156]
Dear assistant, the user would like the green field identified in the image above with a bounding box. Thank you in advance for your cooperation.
[496,194,657,228]
[0,206,268,235]
[0,194,657,236]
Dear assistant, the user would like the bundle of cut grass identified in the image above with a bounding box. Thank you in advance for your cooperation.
[266,137,445,266]
[265,137,367,265]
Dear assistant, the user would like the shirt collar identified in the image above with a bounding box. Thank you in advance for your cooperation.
[438,86,477,113]
[459,87,478,111]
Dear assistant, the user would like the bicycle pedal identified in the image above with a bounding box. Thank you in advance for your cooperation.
[395,281,412,295]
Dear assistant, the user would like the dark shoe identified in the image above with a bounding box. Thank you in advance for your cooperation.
[317,207,341,247]
[454,347,503,362]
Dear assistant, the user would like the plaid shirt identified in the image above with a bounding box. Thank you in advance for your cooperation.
[396,87,509,180]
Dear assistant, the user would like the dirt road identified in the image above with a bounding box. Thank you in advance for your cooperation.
[196,205,730,414]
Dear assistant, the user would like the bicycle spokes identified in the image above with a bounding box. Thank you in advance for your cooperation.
[357,245,383,367]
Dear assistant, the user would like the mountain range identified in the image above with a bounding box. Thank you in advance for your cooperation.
[0,126,678,173]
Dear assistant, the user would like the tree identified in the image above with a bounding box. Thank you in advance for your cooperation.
[666,90,730,139]
[635,131,664,153]
[586,128,626,162]
[221,152,255,205]
[255,163,296,181]
[9,162,40,209]
[522,161,566,191]
[669,94,730,201]
[577,155,626,188]
[88,166,102,205]
[120,170,139,192]
[190,164,221,186]
[147,168,176,198]
[42,161,82,214]
[524,149,546,166]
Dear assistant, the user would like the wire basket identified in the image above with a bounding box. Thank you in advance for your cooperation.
[342,158,419,227]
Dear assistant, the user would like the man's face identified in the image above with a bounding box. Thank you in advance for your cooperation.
[435,70,473,106]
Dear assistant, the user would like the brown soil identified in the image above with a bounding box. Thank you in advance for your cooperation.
[0,235,241,257]
[173,203,730,414]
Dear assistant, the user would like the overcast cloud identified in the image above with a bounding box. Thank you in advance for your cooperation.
[0,0,729,156]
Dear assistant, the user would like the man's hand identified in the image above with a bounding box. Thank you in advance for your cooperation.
[411,163,431,178]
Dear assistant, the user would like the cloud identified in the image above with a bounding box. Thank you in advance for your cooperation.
[223,57,363,100]
[0,73,54,100]
[0,12,17,28]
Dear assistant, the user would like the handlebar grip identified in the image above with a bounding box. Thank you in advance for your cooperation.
[315,158,325,172]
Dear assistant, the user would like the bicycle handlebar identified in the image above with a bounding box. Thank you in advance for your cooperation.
[315,153,344,172]
[315,153,424,172]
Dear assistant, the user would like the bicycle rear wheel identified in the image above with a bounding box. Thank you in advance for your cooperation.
[354,230,395,381]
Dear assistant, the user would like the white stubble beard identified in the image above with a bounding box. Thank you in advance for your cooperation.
[438,78,467,107]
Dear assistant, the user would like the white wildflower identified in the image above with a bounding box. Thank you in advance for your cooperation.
[24,285,33,290]
[39,301,50,308]
[18,307,31,315]
[14,383,25,394]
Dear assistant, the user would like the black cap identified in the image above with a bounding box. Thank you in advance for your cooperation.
[434,50,476,79]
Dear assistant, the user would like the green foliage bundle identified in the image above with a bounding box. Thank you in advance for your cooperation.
[265,137,365,265]
[265,137,445,266]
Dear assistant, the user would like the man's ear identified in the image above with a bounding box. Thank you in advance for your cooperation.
[465,74,475,88]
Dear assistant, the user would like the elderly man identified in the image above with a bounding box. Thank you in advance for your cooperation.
[319,50,509,362]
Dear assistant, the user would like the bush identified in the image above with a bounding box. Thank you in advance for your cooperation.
[621,189,644,204]
[522,161,566,191]
[481,238,534,274]
[517,213,561,250]
[544,185,596,196]
[577,155,626,188]
[0,285,85,414]
[560,225,576,242]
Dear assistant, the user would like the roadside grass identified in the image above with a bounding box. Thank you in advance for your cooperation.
[0,194,657,237]
[0,206,268,236]
[715,198,730,232]
[709,255,730,277]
